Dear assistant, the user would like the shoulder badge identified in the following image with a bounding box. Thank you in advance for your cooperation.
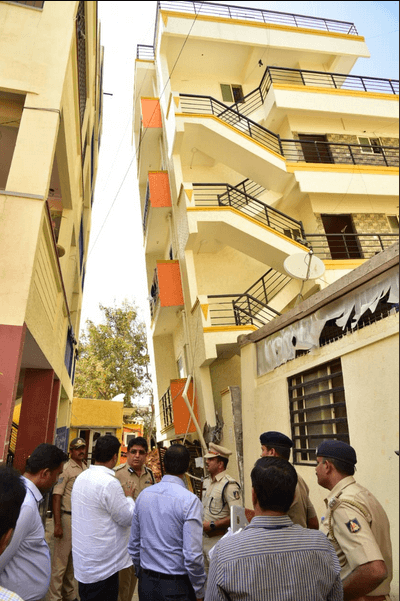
[233,490,240,500]
[57,477,64,485]
[346,518,362,534]
[114,463,126,472]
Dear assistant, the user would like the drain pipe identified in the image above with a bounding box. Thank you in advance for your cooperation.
[182,375,208,455]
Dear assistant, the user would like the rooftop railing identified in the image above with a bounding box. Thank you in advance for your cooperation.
[158,1,358,35]
[306,233,399,261]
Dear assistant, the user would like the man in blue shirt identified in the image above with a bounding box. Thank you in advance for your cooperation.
[206,457,343,601]
[0,466,27,601]
[128,444,206,601]
[0,444,68,601]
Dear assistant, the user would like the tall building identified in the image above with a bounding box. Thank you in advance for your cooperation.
[134,3,398,469]
[0,1,103,470]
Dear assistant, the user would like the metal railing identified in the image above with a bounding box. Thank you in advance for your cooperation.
[209,295,281,328]
[192,183,305,239]
[282,140,399,166]
[179,94,399,167]
[143,183,151,234]
[229,66,399,119]
[240,269,292,307]
[137,45,156,61]
[149,269,160,320]
[157,1,358,35]
[160,387,174,429]
[306,233,399,260]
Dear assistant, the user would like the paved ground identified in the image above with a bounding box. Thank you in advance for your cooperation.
[44,518,139,601]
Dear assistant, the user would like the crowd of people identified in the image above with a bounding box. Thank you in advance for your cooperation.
[0,431,393,601]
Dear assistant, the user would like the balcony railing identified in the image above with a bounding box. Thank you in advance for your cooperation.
[157,1,358,35]
[143,183,151,233]
[179,94,400,168]
[6,1,45,7]
[149,269,160,320]
[137,45,155,61]
[231,66,399,119]
[160,387,174,430]
[209,295,281,329]
[306,233,399,260]
[192,183,305,239]
[240,269,292,307]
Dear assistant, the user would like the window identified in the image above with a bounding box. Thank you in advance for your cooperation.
[8,1,45,7]
[177,356,185,379]
[220,84,244,104]
[358,137,382,154]
[289,359,350,465]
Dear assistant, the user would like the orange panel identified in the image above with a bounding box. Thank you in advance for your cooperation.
[157,261,184,308]
[148,172,172,208]
[171,379,199,435]
[141,98,162,129]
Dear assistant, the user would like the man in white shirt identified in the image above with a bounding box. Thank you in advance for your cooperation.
[71,435,135,601]
[0,466,27,601]
[0,444,68,601]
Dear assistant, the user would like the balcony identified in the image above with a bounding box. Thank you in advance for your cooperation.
[137,45,155,61]
[137,99,162,185]
[150,261,184,336]
[143,172,172,253]
[306,233,399,261]
[178,94,399,169]
[157,1,358,35]
[159,379,199,435]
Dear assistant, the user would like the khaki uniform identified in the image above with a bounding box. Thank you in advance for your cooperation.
[322,476,392,598]
[202,471,242,568]
[289,473,317,528]
[114,463,155,601]
[48,458,86,601]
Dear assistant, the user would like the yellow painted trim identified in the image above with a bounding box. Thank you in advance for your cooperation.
[174,97,181,108]
[148,170,168,174]
[201,304,209,320]
[286,163,399,175]
[160,10,365,42]
[185,189,194,201]
[323,259,366,270]
[167,94,173,119]
[191,298,200,315]
[136,59,155,64]
[162,13,168,26]
[157,260,180,265]
[204,326,258,334]
[141,96,160,101]
[187,207,309,251]
[175,113,285,162]
[220,388,231,397]
[272,83,399,101]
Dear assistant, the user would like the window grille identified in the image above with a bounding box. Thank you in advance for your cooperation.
[289,359,350,465]
[76,0,87,127]
[7,1,44,7]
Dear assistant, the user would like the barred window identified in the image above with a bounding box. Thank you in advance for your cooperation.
[289,359,350,465]
[7,1,45,7]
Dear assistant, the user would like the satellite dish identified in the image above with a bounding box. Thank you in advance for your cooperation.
[284,252,326,281]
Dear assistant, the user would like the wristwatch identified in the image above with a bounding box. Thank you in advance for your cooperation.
[210,521,216,531]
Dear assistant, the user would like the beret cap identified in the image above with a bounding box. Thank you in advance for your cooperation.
[260,431,293,449]
[316,440,357,466]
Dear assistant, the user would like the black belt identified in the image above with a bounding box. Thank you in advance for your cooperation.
[142,568,188,581]
[62,511,72,515]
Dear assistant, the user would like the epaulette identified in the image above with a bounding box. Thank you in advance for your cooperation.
[114,463,127,472]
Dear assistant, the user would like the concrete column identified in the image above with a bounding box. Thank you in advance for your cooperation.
[0,324,26,463]
[14,369,55,473]
[46,379,61,444]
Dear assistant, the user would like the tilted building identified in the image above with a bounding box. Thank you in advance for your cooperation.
[0,1,103,470]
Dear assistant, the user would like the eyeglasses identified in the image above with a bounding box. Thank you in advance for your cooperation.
[129,450,146,456]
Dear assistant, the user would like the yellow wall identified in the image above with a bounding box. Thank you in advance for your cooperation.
[71,398,124,430]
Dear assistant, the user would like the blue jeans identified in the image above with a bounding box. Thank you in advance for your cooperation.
[139,568,197,601]
[78,572,119,601]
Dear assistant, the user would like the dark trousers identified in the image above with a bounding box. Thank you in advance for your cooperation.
[78,572,119,601]
[139,569,197,601]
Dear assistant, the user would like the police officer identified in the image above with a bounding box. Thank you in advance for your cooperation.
[114,436,155,601]
[316,440,393,601]
[202,443,242,570]
[260,431,319,530]
[48,437,87,601]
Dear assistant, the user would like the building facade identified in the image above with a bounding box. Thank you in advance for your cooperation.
[0,1,103,470]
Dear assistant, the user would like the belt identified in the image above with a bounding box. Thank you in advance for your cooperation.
[62,511,72,515]
[142,568,188,581]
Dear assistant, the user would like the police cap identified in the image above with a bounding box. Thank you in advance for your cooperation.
[260,431,293,449]
[70,437,86,450]
[316,440,357,466]
[204,443,232,460]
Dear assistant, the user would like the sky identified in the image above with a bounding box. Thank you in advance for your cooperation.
[81,1,399,332]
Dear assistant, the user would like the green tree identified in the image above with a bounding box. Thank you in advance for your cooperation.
[74,301,151,407]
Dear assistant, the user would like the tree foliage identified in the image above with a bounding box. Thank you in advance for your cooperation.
[74,301,151,407]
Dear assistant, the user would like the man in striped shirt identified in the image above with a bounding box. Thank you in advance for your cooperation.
[205,457,343,601]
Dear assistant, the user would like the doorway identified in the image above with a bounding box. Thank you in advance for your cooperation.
[321,214,362,259]
[299,134,333,164]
